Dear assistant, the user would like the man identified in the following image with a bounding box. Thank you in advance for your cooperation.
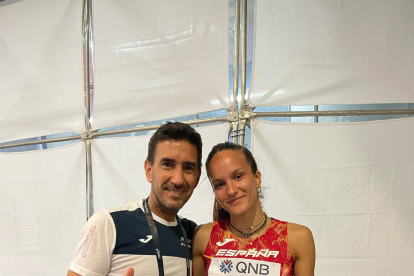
[67,122,202,276]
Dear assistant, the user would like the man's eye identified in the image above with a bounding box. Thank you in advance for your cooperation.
[162,162,173,167]
[184,165,195,171]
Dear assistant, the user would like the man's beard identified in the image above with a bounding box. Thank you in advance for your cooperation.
[152,183,188,213]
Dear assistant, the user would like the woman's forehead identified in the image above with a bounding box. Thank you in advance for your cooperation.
[208,150,248,169]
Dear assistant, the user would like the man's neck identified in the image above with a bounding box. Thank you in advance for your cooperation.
[146,196,177,222]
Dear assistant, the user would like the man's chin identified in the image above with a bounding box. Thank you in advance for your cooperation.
[164,191,188,202]
[164,198,187,212]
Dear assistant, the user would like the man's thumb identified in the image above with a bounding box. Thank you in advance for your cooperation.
[124,267,134,276]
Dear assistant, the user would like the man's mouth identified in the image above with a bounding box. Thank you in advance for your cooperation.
[165,187,186,194]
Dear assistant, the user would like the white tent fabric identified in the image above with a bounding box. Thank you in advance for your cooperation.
[251,118,414,276]
[0,0,84,143]
[92,0,230,130]
[92,123,230,224]
[250,0,414,106]
[0,141,86,276]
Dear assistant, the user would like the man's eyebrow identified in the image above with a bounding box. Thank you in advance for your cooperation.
[159,157,175,164]
[183,161,197,167]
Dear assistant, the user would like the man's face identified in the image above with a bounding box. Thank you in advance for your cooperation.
[145,139,200,218]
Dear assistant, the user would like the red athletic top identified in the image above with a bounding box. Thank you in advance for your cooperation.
[203,218,294,276]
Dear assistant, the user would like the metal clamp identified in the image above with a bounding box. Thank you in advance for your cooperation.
[226,105,254,146]
[227,109,240,143]
[82,131,93,141]
[239,107,252,120]
[238,106,252,146]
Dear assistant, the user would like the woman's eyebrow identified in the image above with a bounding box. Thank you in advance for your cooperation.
[211,168,243,182]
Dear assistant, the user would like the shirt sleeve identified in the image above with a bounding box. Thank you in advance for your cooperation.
[69,210,116,276]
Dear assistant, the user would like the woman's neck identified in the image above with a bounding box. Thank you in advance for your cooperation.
[228,204,270,240]
[229,202,265,229]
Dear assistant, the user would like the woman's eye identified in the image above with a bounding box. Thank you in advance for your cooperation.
[235,174,243,180]
[214,183,224,190]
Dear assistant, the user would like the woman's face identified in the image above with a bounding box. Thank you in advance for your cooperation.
[207,150,261,217]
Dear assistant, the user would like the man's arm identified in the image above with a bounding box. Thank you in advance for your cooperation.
[67,211,115,276]
[287,223,316,276]
[67,268,134,276]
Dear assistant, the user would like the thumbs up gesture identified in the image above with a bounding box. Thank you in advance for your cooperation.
[124,268,134,276]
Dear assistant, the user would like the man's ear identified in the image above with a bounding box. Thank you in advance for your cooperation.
[144,159,153,183]
[255,170,262,189]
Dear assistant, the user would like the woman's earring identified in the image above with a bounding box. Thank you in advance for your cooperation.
[214,200,222,221]
[257,187,264,200]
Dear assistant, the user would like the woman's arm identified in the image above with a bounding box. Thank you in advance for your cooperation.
[192,223,214,276]
[287,223,316,276]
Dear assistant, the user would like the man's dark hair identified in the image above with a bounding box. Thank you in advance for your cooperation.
[147,122,202,168]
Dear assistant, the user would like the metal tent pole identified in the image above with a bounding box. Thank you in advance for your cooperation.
[2,109,413,150]
[92,116,229,138]
[83,0,93,219]
[0,135,83,150]
[231,0,241,144]
[240,0,247,108]
[239,0,247,147]
[0,117,229,150]
[252,109,414,118]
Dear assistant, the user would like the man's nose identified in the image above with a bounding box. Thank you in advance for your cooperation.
[171,168,185,185]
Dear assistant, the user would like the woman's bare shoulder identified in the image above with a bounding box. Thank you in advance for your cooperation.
[194,221,216,237]
[193,221,216,256]
[287,222,313,238]
[287,222,315,261]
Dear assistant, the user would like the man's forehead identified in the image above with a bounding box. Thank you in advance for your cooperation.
[154,139,198,160]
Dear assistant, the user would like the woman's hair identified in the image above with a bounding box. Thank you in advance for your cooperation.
[205,142,261,221]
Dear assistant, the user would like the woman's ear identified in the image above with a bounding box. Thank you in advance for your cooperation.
[255,170,262,189]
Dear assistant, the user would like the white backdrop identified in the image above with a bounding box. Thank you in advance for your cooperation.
[92,123,230,224]
[252,118,414,276]
[1,1,414,275]
[92,0,230,130]
[0,0,84,143]
[0,142,86,276]
[250,0,414,106]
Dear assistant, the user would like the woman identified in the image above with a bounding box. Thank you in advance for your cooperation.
[193,142,315,276]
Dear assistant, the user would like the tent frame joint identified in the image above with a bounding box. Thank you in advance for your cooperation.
[82,130,93,141]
